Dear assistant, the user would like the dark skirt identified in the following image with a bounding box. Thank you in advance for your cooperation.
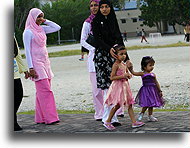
[94,47,115,90]
[186,33,190,42]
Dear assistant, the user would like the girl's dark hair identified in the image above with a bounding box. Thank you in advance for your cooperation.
[141,56,155,71]
[113,45,126,55]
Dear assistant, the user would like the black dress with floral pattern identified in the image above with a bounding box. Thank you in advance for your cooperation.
[92,13,129,90]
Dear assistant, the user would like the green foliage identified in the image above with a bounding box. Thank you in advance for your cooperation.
[140,0,190,33]
[14,0,40,47]
[14,0,90,47]
[110,0,125,9]
[42,0,89,44]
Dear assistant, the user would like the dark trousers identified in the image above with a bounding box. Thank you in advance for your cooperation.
[186,33,190,42]
[14,78,23,129]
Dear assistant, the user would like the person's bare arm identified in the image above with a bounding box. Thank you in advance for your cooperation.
[127,62,144,76]
[110,63,129,81]
[154,73,163,97]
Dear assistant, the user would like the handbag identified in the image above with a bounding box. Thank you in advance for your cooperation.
[86,34,96,47]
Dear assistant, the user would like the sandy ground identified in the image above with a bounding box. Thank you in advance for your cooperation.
[19,45,190,112]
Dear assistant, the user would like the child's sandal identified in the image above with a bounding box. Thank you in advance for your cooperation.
[103,122,115,130]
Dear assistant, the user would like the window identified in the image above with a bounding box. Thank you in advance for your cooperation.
[132,18,137,23]
[139,18,144,21]
[121,19,126,23]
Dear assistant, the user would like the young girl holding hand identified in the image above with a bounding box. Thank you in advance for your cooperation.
[103,45,145,130]
[128,56,165,122]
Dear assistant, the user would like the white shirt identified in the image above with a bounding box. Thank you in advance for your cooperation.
[80,21,96,72]
[141,31,145,36]
[23,19,61,68]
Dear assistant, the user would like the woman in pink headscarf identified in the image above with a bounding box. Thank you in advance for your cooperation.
[80,0,104,121]
[23,8,61,125]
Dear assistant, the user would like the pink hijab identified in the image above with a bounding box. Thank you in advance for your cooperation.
[25,8,46,47]
[85,0,100,24]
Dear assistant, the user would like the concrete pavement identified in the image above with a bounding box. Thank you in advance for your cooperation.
[15,111,190,133]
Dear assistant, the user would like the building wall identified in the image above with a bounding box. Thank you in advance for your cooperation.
[115,9,157,37]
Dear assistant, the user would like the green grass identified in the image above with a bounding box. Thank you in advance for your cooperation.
[48,50,81,57]
[127,42,189,50]
[21,42,189,58]
[18,108,189,115]
[18,109,94,115]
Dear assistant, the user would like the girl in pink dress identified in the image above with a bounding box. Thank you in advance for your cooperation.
[23,8,60,125]
[103,45,145,130]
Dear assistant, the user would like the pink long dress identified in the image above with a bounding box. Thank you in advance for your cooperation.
[105,62,135,108]
[23,8,60,124]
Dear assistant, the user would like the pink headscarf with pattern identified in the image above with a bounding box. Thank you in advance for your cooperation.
[25,8,46,47]
[85,0,100,24]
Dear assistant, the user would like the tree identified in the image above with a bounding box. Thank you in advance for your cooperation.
[14,0,90,46]
[110,0,125,10]
[140,0,163,33]
[14,0,40,46]
[140,0,190,33]
[42,0,89,44]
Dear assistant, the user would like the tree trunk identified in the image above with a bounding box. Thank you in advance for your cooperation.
[155,22,159,32]
[172,25,177,34]
[159,21,162,33]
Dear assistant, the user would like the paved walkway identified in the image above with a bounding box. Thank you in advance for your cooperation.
[15,111,189,133]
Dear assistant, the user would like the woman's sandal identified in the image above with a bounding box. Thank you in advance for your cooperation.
[103,122,116,130]
[46,120,60,125]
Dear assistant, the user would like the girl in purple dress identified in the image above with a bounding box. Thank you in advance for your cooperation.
[128,56,164,122]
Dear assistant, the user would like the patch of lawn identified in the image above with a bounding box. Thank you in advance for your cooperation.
[18,110,94,115]
[127,42,189,50]
[18,107,189,115]
[48,50,81,57]
[21,42,189,58]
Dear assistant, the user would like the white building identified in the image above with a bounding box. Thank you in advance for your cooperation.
[115,0,184,37]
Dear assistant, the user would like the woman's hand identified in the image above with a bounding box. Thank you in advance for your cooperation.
[110,48,118,59]
[29,68,38,79]
[42,19,46,23]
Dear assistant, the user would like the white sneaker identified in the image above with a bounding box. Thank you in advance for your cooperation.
[137,113,144,121]
[148,115,158,122]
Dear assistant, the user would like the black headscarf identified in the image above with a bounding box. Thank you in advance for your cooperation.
[92,0,124,49]
[95,0,117,26]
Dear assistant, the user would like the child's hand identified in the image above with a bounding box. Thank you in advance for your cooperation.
[123,73,132,79]
[24,71,30,79]
[159,91,163,97]
[128,73,133,79]
[127,61,133,71]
